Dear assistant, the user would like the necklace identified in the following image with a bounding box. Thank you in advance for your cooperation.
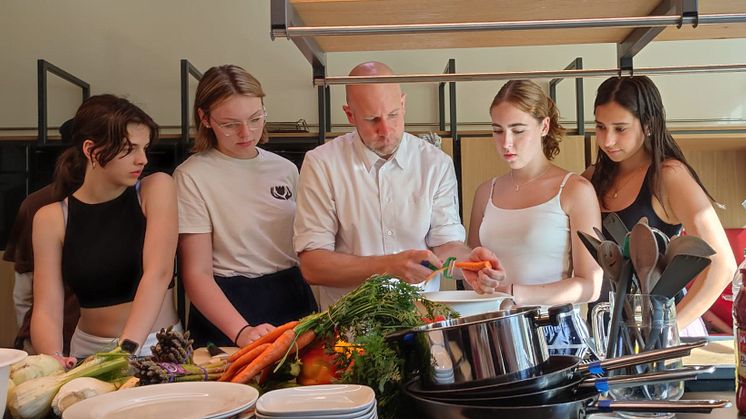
[510,166,551,192]
[610,166,645,199]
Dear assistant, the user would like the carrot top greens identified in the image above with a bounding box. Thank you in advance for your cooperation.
[287,274,456,419]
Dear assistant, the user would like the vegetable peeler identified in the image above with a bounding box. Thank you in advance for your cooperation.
[421,257,457,280]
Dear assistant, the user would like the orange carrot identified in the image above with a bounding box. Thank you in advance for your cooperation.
[228,320,299,362]
[219,343,270,381]
[455,261,492,271]
[231,329,317,384]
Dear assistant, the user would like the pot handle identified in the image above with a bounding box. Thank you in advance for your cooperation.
[580,365,715,390]
[535,304,574,327]
[577,339,707,374]
[589,399,731,414]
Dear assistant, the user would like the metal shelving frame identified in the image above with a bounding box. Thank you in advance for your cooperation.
[270,0,746,191]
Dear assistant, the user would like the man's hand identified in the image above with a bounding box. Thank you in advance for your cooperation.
[460,247,508,295]
[386,249,443,284]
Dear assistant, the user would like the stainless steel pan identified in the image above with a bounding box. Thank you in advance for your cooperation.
[388,305,572,388]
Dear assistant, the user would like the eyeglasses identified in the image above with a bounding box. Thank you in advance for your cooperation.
[210,110,267,136]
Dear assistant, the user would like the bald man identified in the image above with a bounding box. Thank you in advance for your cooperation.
[293,62,503,309]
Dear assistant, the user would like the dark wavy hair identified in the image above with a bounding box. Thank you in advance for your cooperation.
[490,79,565,160]
[591,76,714,210]
[52,94,158,198]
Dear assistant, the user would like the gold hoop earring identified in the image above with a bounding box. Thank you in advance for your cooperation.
[91,160,96,169]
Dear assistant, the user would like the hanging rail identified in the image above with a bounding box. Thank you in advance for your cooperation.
[273,13,746,38]
[37,60,90,145]
[313,63,746,86]
[180,59,203,145]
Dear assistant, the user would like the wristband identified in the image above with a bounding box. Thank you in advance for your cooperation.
[120,339,139,354]
[234,324,251,345]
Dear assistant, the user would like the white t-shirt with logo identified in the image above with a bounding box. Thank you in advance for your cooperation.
[174,147,299,278]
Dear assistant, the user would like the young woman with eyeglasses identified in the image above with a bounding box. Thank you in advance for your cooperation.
[174,64,317,348]
[31,94,180,364]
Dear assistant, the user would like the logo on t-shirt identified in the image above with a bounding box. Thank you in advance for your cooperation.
[271,185,293,200]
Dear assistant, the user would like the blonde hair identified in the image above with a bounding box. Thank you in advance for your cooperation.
[490,80,565,160]
[192,65,268,152]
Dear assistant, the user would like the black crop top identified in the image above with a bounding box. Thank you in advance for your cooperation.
[603,166,683,239]
[598,166,686,306]
[61,187,146,308]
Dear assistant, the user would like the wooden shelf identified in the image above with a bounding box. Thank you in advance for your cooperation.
[290,0,746,52]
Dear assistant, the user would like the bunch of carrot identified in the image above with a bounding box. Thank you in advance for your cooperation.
[219,274,459,386]
[219,321,316,384]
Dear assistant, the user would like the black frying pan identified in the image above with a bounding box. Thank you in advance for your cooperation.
[407,340,706,399]
[412,366,713,405]
[403,380,730,419]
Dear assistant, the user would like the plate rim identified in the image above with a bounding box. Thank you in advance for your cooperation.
[422,290,511,303]
[62,381,259,419]
[0,348,28,368]
[256,384,375,416]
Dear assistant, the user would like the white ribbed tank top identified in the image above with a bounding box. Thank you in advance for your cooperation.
[478,172,574,286]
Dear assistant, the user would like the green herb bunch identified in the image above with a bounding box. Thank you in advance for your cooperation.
[292,274,456,419]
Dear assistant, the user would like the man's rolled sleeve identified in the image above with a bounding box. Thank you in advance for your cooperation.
[426,157,466,247]
[293,152,339,253]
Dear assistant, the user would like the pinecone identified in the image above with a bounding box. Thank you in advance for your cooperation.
[150,326,194,364]
[131,358,169,385]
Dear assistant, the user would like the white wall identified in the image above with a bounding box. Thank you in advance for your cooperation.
[0,0,314,129]
[1,0,745,131]
[328,39,746,127]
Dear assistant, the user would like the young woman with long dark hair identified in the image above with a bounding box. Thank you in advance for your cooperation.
[32,94,179,365]
[584,76,736,333]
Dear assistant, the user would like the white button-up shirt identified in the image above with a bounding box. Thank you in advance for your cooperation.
[293,131,465,308]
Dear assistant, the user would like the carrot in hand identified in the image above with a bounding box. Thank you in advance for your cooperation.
[219,343,270,381]
[228,320,299,362]
[455,261,492,271]
[231,329,317,384]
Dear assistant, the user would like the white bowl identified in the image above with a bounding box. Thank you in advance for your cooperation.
[0,348,28,414]
[422,290,513,317]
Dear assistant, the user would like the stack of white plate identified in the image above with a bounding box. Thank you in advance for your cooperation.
[62,382,259,419]
[430,345,455,385]
[255,384,377,419]
[427,331,454,385]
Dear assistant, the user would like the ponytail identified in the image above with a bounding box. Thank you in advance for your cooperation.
[52,146,86,199]
[543,98,565,160]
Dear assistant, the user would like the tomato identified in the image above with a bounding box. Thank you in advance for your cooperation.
[297,342,343,386]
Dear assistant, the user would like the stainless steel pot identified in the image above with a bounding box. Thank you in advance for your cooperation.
[389,304,572,388]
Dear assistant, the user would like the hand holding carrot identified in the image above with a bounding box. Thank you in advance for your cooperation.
[231,329,316,384]
[458,247,508,295]
[220,320,317,384]
[235,323,277,347]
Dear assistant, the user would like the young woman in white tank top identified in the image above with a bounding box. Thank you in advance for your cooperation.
[466,80,603,354]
